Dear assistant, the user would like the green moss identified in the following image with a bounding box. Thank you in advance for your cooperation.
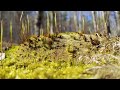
[0,32,120,79]
[66,44,76,53]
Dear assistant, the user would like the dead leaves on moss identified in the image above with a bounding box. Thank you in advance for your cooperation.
[84,64,120,79]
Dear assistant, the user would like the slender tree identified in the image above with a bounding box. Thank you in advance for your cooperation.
[92,11,98,33]
[61,11,67,32]
[49,11,53,34]
[52,11,58,34]
[114,11,120,36]
[80,11,85,33]
[103,11,111,36]
[37,11,44,36]
[73,11,78,32]
[46,12,50,35]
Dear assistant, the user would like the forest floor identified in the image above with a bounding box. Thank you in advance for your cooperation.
[0,32,120,79]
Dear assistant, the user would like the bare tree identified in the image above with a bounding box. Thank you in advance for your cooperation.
[37,11,44,36]
[114,11,120,36]
[73,11,78,32]
[80,11,85,33]
[52,11,58,34]
[49,11,53,34]
[103,11,111,36]
[56,11,62,33]
[92,11,98,33]
[46,12,50,35]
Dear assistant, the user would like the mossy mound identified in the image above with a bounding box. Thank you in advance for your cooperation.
[0,32,120,79]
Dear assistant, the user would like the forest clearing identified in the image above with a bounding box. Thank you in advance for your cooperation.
[0,11,120,79]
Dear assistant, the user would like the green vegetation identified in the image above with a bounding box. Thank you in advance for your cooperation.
[0,32,119,79]
[0,11,120,79]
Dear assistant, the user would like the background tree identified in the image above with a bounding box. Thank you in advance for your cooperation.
[103,11,111,36]
[92,11,98,33]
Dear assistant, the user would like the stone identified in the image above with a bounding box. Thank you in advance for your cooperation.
[0,53,5,60]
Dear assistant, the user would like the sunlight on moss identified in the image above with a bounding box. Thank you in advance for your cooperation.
[0,32,120,79]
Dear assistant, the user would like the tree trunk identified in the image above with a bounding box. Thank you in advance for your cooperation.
[49,11,53,34]
[115,11,120,36]
[73,11,78,32]
[37,11,44,36]
[92,11,97,33]
[52,11,58,34]
[103,11,111,36]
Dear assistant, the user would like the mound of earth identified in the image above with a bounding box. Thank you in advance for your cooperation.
[0,32,119,79]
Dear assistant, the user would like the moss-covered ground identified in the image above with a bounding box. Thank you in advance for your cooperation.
[0,32,120,79]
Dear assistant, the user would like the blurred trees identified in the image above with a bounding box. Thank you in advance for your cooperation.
[0,11,120,45]
[92,11,98,33]
[103,11,111,36]
[114,11,120,36]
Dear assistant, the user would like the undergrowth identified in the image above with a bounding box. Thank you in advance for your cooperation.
[0,32,120,79]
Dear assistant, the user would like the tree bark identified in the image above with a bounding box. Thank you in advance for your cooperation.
[92,11,98,33]
[115,11,120,36]
[52,11,58,34]
[37,11,44,36]
[103,11,111,36]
